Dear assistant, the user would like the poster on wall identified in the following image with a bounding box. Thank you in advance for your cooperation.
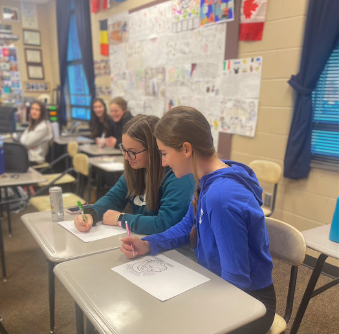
[171,0,200,33]
[94,59,110,77]
[21,2,39,29]
[0,47,23,105]
[2,6,20,22]
[108,11,128,48]
[200,0,234,26]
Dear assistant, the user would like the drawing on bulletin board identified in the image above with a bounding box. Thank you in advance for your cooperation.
[145,67,166,98]
[200,0,234,26]
[171,0,200,32]
[108,11,128,47]
[0,47,23,105]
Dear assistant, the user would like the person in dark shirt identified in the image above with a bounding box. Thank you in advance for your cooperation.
[90,98,113,143]
[105,97,133,149]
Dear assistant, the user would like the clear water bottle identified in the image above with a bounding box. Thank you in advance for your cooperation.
[0,137,5,175]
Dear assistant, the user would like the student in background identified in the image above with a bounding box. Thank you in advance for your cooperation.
[74,115,195,235]
[120,107,276,334]
[20,100,53,161]
[105,97,133,149]
[90,98,113,144]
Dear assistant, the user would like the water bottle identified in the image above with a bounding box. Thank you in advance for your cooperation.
[0,138,5,175]
[329,197,339,243]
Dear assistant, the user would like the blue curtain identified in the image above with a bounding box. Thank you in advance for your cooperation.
[56,0,71,126]
[284,0,339,179]
[74,0,96,101]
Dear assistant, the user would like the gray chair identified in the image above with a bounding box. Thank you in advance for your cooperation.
[266,217,306,334]
[0,107,16,134]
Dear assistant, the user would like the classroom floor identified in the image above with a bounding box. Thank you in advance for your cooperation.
[0,206,338,334]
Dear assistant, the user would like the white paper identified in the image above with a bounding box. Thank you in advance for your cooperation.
[108,11,129,46]
[58,220,126,243]
[97,162,124,172]
[171,0,200,33]
[21,2,38,29]
[112,254,210,301]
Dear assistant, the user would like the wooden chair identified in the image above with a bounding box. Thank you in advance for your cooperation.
[249,160,282,217]
[265,217,306,334]
[30,153,90,211]
[36,141,79,187]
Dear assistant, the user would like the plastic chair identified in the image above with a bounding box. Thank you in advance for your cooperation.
[30,153,90,211]
[265,217,306,334]
[249,160,282,217]
[36,142,79,187]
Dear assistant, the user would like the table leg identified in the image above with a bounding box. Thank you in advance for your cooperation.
[4,188,11,237]
[0,320,8,334]
[48,261,56,334]
[289,253,328,334]
[75,303,85,334]
[95,169,100,201]
[0,212,7,282]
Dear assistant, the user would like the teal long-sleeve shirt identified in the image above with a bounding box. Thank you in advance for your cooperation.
[85,169,195,235]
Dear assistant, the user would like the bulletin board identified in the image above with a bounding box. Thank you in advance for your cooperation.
[106,0,261,157]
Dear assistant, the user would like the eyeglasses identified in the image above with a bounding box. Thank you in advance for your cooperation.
[119,143,147,161]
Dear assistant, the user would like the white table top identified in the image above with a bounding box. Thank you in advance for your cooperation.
[54,136,93,145]
[54,250,266,334]
[80,144,122,156]
[302,225,339,260]
[0,168,46,187]
[89,156,125,172]
[21,211,139,263]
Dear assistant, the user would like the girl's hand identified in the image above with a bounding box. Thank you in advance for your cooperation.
[120,237,151,259]
[105,137,117,148]
[102,210,120,226]
[74,214,93,232]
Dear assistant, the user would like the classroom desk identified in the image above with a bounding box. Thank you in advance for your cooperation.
[54,249,266,334]
[22,211,137,333]
[61,131,91,138]
[79,144,122,157]
[0,168,46,282]
[290,225,339,334]
[54,136,94,146]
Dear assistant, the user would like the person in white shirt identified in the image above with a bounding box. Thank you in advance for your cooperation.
[20,101,53,162]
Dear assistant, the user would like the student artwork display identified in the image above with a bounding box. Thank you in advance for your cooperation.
[0,47,23,104]
[171,0,200,32]
[108,11,128,48]
[94,59,111,77]
[112,254,210,301]
[106,1,262,143]
[95,85,112,96]
[200,0,234,26]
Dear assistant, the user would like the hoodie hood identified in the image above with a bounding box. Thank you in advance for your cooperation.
[200,160,263,206]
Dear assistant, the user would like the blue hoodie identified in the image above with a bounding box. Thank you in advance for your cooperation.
[143,160,273,291]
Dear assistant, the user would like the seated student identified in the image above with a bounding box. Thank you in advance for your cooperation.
[105,97,133,149]
[74,114,195,235]
[90,98,113,144]
[120,107,276,334]
[20,100,53,161]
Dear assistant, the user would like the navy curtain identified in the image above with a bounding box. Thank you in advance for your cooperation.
[74,0,96,101]
[284,0,339,179]
[56,0,71,126]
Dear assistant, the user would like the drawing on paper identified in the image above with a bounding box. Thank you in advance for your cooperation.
[108,12,129,46]
[171,0,200,32]
[200,0,234,26]
[145,67,166,97]
[126,256,174,276]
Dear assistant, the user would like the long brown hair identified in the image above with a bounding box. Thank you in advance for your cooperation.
[154,106,216,246]
[90,98,111,138]
[110,96,128,112]
[123,115,166,212]
[29,101,48,131]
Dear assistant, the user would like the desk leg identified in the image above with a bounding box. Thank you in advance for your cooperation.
[75,303,85,334]
[289,253,328,334]
[0,320,8,334]
[95,169,100,201]
[48,261,56,334]
[0,213,7,282]
[4,189,11,237]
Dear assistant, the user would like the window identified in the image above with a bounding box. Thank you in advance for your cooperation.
[66,3,91,121]
[311,42,339,171]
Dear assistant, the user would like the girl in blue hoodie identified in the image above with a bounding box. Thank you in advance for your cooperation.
[74,114,195,235]
[120,107,276,334]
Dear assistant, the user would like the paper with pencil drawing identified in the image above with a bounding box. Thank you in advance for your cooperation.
[112,254,210,301]
[58,220,126,243]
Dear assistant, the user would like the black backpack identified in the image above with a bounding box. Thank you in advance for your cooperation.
[4,142,29,173]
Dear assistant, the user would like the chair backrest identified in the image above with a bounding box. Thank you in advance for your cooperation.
[0,106,16,133]
[73,153,89,176]
[249,160,282,184]
[4,142,29,173]
[266,217,306,266]
[67,141,78,157]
